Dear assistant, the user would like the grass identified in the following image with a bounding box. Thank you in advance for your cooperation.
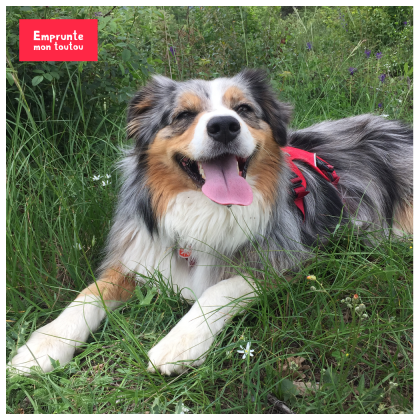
[6,225,414,413]
[6,10,413,413]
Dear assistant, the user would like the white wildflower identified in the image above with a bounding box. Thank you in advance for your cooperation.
[358,303,366,312]
[105,174,111,179]
[289,361,299,371]
[102,180,111,186]
[92,175,101,181]
[237,342,254,359]
[180,403,190,414]
[73,243,82,250]
[378,403,386,412]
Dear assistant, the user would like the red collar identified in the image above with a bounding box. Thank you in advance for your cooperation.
[282,146,340,220]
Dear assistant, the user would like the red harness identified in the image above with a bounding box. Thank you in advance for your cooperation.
[282,146,340,220]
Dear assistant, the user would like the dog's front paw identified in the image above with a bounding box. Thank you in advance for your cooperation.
[8,322,77,376]
[147,327,213,375]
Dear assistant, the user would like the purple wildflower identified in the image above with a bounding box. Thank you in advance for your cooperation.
[169,46,176,56]
[94,11,102,17]
[378,103,383,108]
[338,10,349,31]
[348,67,357,76]
[364,49,371,58]
[376,52,383,60]
[379,73,386,83]
[403,21,407,25]
[306,42,312,51]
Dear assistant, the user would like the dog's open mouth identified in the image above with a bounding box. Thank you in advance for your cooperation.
[176,153,254,206]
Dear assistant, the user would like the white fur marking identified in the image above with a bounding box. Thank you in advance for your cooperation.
[8,295,115,375]
[147,276,255,375]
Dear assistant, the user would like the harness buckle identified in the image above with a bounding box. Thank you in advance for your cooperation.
[316,157,340,184]
[292,185,309,200]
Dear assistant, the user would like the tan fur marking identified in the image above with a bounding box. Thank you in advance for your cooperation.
[222,86,247,108]
[394,201,413,234]
[77,267,136,302]
[146,113,205,219]
[127,98,154,138]
[126,119,140,138]
[134,98,153,113]
[177,92,204,113]
[246,122,281,205]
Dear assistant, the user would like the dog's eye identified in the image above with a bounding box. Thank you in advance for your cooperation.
[175,111,196,121]
[235,104,253,114]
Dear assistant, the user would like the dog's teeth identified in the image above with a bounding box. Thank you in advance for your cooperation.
[198,162,206,180]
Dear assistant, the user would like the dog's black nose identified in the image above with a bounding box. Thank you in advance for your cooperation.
[207,116,241,144]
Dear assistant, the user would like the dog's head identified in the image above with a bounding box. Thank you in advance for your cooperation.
[127,69,292,218]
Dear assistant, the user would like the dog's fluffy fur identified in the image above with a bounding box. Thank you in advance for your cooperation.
[10,69,413,375]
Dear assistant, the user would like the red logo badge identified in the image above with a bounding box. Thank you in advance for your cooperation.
[19,19,98,61]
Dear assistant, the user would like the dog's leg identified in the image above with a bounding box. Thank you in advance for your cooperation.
[8,267,136,375]
[147,275,255,375]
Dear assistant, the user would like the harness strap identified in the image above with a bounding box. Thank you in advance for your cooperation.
[282,146,340,220]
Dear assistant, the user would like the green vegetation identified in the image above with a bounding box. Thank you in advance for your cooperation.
[6,6,413,414]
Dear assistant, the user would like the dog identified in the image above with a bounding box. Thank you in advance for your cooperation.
[9,69,413,375]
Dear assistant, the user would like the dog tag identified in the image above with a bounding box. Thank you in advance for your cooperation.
[178,248,196,267]
[178,248,192,258]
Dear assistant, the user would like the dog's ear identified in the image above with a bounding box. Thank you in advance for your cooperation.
[238,68,292,147]
[127,75,177,149]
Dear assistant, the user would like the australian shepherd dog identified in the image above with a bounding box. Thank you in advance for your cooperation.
[10,69,413,375]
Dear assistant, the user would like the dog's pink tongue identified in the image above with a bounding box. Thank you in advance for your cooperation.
[201,154,253,206]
